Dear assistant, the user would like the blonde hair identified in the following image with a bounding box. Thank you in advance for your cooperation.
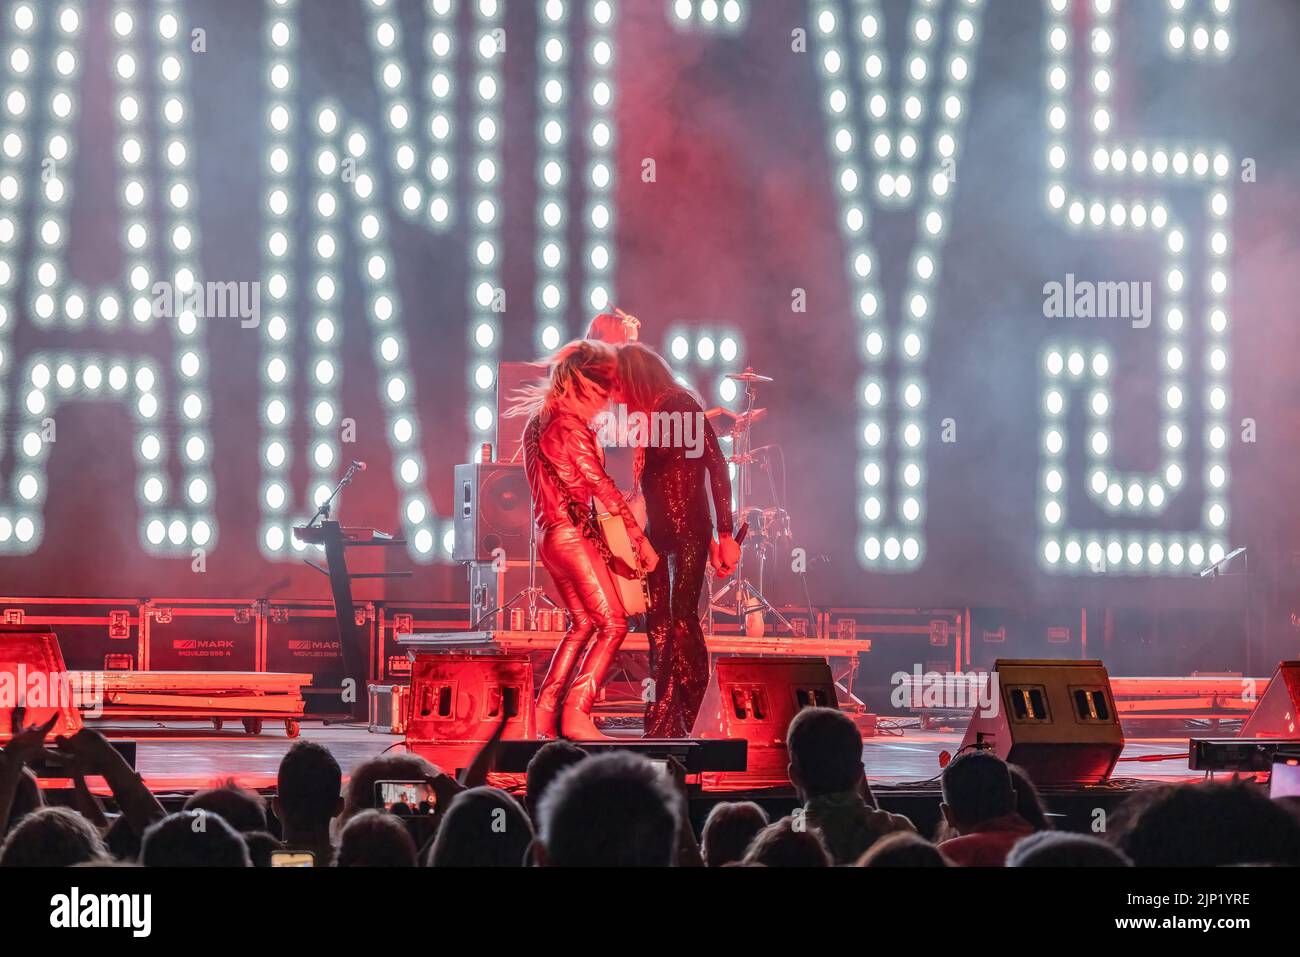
[507,339,617,421]
[615,342,698,415]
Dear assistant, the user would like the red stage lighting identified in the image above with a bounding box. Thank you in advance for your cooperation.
[1240,661,1300,739]
[404,652,534,775]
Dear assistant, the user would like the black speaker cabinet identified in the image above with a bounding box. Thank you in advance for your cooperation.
[959,659,1123,786]
[495,362,541,465]
[691,655,837,786]
[452,462,531,562]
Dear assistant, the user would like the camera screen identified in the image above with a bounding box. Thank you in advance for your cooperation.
[376,780,437,815]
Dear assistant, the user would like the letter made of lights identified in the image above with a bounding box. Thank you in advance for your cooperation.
[811,0,986,570]
[0,1,214,556]
[1038,0,1234,575]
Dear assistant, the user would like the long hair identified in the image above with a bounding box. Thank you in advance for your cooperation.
[506,339,617,421]
[615,342,697,416]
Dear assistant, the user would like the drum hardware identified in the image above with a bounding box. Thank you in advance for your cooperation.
[707,368,808,638]
[706,406,768,435]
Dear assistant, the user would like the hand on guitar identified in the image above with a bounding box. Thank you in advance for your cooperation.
[637,536,660,574]
[710,532,741,578]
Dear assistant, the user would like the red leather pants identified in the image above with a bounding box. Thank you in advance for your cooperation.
[536,525,629,713]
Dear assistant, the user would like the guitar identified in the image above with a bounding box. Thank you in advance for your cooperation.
[597,511,651,616]
[596,518,749,618]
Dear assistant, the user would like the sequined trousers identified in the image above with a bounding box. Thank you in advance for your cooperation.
[643,529,710,738]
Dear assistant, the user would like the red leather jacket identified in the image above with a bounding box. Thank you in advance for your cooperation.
[524,412,644,544]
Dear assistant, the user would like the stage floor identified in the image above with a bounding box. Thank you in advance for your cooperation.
[70,718,1206,795]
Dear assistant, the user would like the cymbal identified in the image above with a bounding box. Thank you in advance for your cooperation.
[725,369,773,383]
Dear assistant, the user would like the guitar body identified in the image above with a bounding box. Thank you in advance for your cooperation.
[597,512,650,616]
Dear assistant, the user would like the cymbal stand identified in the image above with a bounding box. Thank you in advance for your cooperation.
[709,374,792,634]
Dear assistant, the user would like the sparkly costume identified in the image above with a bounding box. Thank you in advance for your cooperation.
[525,411,646,737]
[637,390,733,738]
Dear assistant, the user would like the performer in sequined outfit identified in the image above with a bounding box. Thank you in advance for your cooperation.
[513,341,659,739]
[616,344,741,738]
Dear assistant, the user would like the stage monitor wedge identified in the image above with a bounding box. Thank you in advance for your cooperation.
[958,659,1123,786]
[404,652,534,775]
[1239,661,1300,739]
[0,625,84,741]
[692,655,837,786]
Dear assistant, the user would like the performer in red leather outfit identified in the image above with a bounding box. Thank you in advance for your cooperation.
[514,341,659,739]
[615,344,741,738]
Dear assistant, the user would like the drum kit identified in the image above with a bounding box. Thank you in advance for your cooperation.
[706,368,815,637]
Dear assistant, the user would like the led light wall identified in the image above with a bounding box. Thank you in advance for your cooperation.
[811,0,984,570]
[1038,0,1234,575]
[0,0,214,556]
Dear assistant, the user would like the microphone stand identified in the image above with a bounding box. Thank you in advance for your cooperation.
[469,517,556,631]
[295,461,391,724]
[1197,546,1252,676]
[308,461,366,528]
